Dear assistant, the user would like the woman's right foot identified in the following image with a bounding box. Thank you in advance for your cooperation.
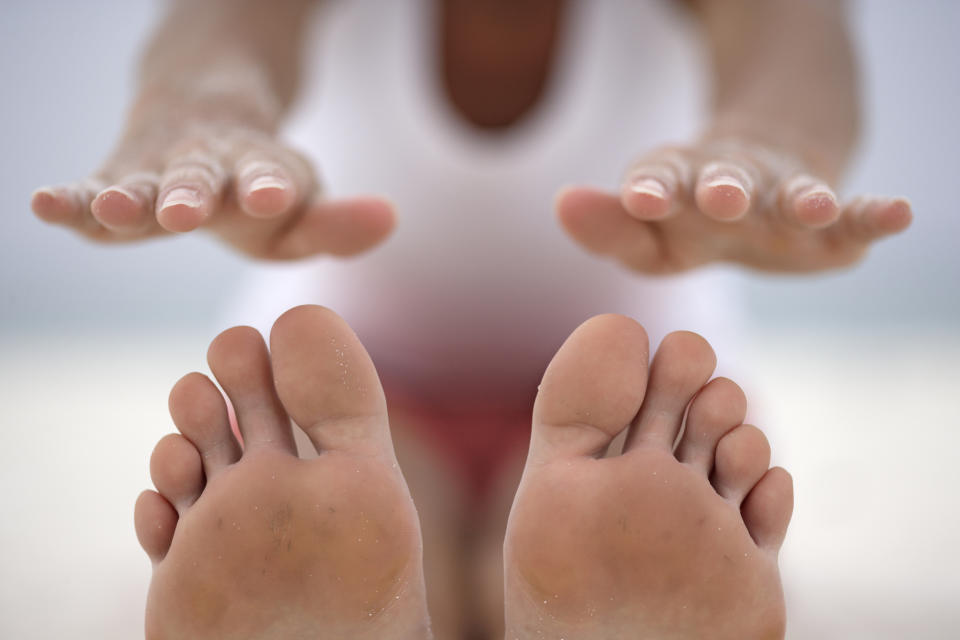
[504,315,793,640]
[134,305,431,639]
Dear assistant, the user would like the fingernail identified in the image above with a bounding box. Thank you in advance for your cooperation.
[160,187,202,210]
[630,178,667,199]
[249,175,287,193]
[706,177,747,194]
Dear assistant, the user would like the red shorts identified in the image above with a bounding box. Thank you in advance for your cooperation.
[384,378,536,506]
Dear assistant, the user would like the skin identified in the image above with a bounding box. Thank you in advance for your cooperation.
[135,306,433,639]
[138,309,793,638]
[38,0,903,636]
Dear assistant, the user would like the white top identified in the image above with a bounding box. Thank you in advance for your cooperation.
[227,0,744,400]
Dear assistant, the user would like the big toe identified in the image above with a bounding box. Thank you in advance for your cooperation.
[269,305,391,456]
[530,314,650,461]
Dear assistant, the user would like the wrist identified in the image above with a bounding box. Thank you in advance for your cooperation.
[703,112,857,184]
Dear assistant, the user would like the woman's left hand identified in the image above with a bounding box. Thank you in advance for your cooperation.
[555,139,912,274]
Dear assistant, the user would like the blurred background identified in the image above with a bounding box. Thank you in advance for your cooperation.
[0,1,957,638]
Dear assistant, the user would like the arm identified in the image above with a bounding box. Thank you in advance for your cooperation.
[555,0,910,274]
[693,0,858,182]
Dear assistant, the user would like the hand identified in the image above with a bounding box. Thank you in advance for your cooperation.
[556,140,911,274]
[31,118,394,260]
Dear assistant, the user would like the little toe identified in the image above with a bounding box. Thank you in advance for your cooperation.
[741,467,794,552]
[623,330,717,452]
[694,162,753,221]
[531,314,650,461]
[91,173,159,233]
[269,305,392,456]
[207,326,296,454]
[234,152,305,218]
[675,377,747,475]
[134,490,178,563]
[149,433,204,513]
[156,151,226,232]
[168,372,241,477]
[711,424,771,504]
[780,174,840,229]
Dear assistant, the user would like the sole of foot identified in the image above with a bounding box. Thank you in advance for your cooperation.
[504,315,793,640]
[134,305,431,640]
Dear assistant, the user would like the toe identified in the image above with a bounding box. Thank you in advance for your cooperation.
[134,490,178,563]
[623,331,716,452]
[91,173,159,233]
[531,314,649,461]
[711,424,771,504]
[694,161,753,221]
[207,327,296,454]
[742,467,794,552]
[169,372,242,476]
[269,305,392,455]
[779,174,840,229]
[675,377,747,475]
[150,434,204,512]
[156,150,226,232]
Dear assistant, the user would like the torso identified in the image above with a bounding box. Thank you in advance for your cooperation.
[229,0,742,405]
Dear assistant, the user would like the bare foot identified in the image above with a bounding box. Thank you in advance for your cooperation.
[557,140,912,273]
[504,315,793,639]
[134,305,431,639]
[31,104,394,260]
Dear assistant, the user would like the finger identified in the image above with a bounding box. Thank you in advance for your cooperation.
[91,172,161,234]
[693,161,754,221]
[556,186,668,273]
[266,195,397,260]
[829,195,913,244]
[778,174,840,229]
[620,150,692,221]
[234,148,312,219]
[156,150,227,232]
[31,178,107,235]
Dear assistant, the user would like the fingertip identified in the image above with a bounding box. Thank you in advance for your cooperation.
[91,186,144,229]
[695,176,751,221]
[621,177,672,220]
[793,188,840,228]
[157,187,209,232]
[31,186,74,223]
[875,197,913,234]
[240,174,297,218]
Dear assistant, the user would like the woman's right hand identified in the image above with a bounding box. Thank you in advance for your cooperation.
[31,113,395,260]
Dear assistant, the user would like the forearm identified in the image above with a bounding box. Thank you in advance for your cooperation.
[689,0,860,181]
[130,0,321,132]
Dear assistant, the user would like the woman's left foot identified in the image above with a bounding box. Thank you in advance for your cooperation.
[504,315,793,639]
[134,305,431,640]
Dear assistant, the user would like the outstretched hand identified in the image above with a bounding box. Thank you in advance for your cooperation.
[32,123,395,260]
[556,140,911,274]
